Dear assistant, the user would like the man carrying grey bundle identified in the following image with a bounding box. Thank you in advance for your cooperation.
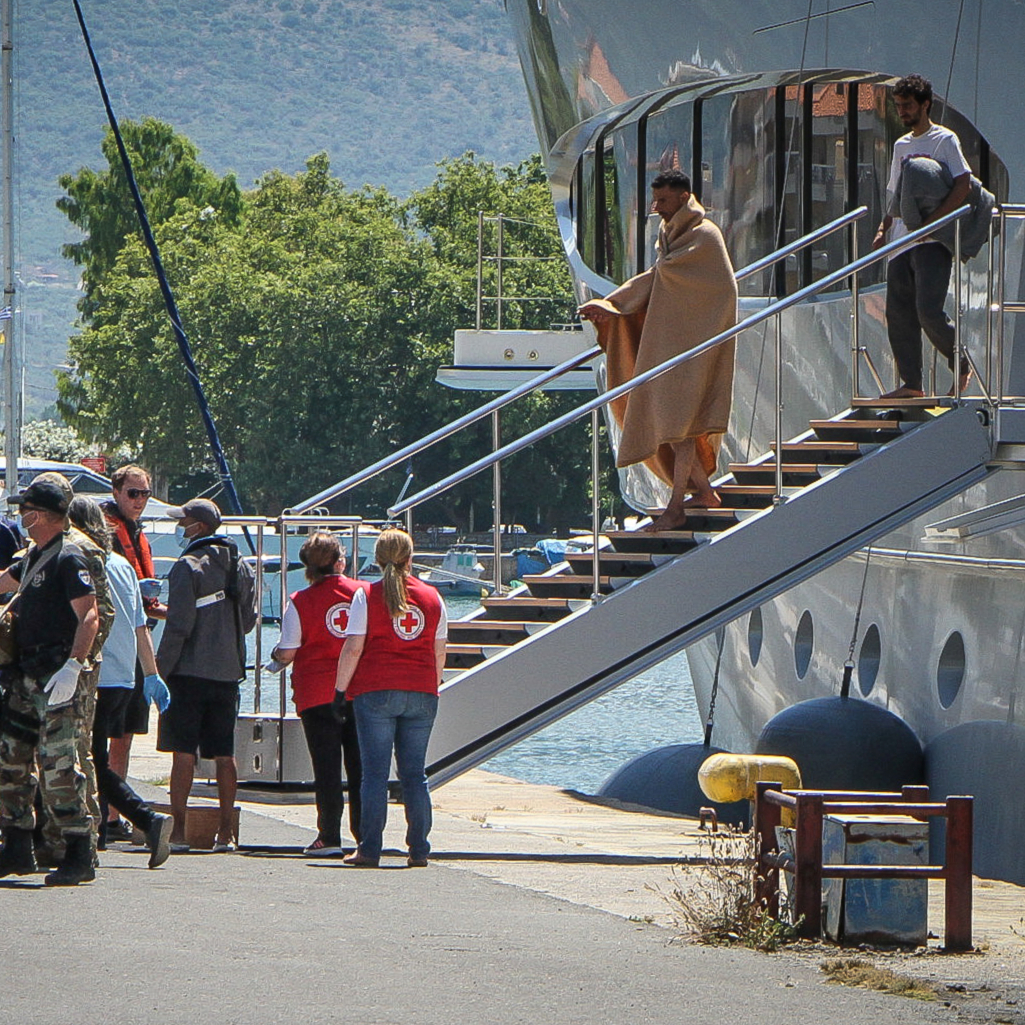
[872,73,989,400]
[156,498,257,853]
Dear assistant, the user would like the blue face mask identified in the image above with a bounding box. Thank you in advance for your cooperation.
[175,525,191,550]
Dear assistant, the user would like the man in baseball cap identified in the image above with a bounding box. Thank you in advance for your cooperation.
[166,498,222,532]
[157,496,256,852]
[8,479,71,516]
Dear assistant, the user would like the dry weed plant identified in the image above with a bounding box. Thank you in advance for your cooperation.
[820,957,939,1000]
[653,826,800,952]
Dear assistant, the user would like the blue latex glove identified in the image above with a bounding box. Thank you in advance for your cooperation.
[143,673,171,713]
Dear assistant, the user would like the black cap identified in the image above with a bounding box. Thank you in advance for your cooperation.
[166,497,222,530]
[8,480,70,515]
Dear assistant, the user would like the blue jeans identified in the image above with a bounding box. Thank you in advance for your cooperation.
[353,689,438,861]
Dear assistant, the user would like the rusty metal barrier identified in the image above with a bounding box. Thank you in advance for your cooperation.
[754,781,974,951]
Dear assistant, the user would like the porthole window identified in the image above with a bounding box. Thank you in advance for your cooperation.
[858,624,881,696]
[748,607,764,666]
[795,610,813,679]
[937,632,966,709]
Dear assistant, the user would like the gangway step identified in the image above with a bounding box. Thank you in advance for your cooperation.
[522,573,613,598]
[810,418,904,443]
[564,551,661,576]
[729,462,822,486]
[445,644,489,669]
[480,595,580,622]
[776,440,862,464]
[605,530,699,554]
[447,620,535,644]
[852,396,943,412]
[715,484,778,508]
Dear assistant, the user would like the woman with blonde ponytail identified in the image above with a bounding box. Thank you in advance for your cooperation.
[334,528,447,868]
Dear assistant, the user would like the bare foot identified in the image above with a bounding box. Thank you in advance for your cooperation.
[643,509,688,532]
[880,385,925,399]
[680,489,722,510]
[947,368,973,397]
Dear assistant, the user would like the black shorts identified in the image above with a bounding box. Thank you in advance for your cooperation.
[122,661,151,735]
[156,675,240,760]
[94,686,134,741]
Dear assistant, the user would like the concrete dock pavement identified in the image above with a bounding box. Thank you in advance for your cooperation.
[44,713,1025,1025]
[0,784,1015,1025]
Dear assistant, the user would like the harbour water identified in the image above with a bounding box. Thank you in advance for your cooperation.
[245,591,703,795]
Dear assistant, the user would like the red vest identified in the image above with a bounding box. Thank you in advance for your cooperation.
[290,575,368,714]
[348,576,443,699]
[103,505,156,580]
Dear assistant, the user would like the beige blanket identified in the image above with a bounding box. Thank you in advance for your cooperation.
[589,196,737,485]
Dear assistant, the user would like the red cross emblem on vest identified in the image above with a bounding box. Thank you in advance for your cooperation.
[393,606,425,640]
[325,601,351,639]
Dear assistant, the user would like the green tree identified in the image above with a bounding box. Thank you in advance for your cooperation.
[57,133,603,530]
[57,117,242,314]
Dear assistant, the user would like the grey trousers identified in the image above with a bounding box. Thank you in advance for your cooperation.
[885,243,968,391]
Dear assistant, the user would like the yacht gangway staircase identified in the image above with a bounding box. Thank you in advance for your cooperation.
[287,201,1025,789]
[426,399,995,785]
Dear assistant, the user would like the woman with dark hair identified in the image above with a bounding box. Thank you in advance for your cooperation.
[269,531,365,855]
[334,528,447,868]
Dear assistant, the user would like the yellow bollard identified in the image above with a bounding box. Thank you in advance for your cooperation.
[698,753,802,825]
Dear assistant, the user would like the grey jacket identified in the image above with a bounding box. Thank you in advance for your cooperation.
[890,155,996,261]
[157,535,258,682]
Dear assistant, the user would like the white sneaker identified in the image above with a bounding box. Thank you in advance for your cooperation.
[303,837,344,857]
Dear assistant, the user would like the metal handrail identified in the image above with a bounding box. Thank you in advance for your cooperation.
[292,207,869,515]
[390,204,971,518]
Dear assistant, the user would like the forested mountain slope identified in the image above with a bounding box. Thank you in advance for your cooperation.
[16,0,536,413]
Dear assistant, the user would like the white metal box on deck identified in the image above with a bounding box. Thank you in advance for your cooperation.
[822,813,929,946]
[197,713,315,784]
[436,329,597,390]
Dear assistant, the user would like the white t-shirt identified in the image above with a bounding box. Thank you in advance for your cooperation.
[277,600,302,648]
[887,124,971,247]
[344,586,448,640]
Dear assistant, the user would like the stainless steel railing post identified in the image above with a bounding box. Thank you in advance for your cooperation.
[476,210,484,331]
[850,227,860,402]
[774,314,784,504]
[496,214,505,331]
[986,211,995,400]
[591,408,601,603]
[954,218,963,402]
[998,208,1007,405]
[492,408,503,595]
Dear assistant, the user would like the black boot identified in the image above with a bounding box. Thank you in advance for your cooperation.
[44,833,95,886]
[0,827,37,876]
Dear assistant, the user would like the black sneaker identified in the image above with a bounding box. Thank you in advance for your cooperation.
[146,813,173,869]
[106,819,135,843]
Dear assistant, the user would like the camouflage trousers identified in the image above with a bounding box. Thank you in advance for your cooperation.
[41,666,99,853]
[0,670,92,837]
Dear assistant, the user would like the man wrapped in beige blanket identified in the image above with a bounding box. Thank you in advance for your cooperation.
[580,169,737,532]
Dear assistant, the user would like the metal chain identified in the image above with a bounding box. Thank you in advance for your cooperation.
[841,546,873,697]
[703,627,728,747]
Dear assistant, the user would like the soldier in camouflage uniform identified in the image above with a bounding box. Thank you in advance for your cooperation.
[0,480,100,886]
[30,476,114,864]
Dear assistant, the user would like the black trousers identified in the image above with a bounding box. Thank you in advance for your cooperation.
[92,687,158,836]
[300,701,362,846]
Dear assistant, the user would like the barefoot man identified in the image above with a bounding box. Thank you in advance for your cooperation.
[579,169,737,531]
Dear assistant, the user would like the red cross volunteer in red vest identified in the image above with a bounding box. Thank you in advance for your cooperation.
[334,528,447,868]
[269,531,366,856]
